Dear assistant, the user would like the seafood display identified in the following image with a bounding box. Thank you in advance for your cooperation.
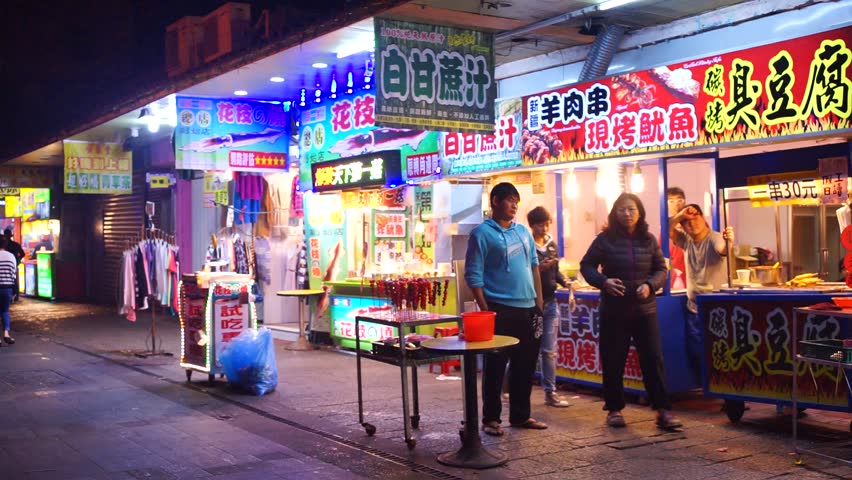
[179,128,286,153]
[612,73,657,108]
[648,66,701,103]
[328,128,429,157]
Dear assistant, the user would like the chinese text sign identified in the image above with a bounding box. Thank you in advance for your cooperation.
[175,96,290,171]
[63,142,132,194]
[375,18,496,134]
[522,27,852,165]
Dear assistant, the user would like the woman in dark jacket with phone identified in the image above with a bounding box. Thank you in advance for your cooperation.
[580,193,681,430]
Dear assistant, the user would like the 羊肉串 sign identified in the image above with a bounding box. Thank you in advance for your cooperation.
[374,18,496,134]
[522,27,852,165]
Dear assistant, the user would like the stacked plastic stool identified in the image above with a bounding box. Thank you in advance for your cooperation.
[429,326,461,375]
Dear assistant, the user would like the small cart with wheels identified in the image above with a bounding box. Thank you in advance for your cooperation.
[179,273,259,385]
[698,293,851,424]
[355,311,461,450]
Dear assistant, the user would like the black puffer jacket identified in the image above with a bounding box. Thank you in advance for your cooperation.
[580,229,667,307]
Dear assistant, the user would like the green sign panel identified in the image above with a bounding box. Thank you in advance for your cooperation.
[374,18,496,134]
[36,252,53,298]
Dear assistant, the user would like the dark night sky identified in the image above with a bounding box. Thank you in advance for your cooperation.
[0,0,377,162]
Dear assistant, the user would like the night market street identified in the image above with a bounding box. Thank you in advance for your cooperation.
[0,299,850,480]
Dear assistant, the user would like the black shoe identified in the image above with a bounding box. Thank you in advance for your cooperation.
[3,336,14,345]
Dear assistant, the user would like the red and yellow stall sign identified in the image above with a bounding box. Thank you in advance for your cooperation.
[522,27,852,165]
[702,299,848,407]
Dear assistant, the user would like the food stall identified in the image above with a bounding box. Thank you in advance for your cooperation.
[303,148,474,348]
[297,81,493,348]
[179,271,258,384]
[439,26,852,402]
[697,143,852,421]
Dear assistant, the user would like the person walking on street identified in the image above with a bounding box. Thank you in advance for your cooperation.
[669,203,733,380]
[465,182,547,436]
[580,193,681,429]
[3,228,24,302]
[527,206,573,408]
[0,236,18,345]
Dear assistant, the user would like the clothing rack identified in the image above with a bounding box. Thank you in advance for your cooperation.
[123,226,176,358]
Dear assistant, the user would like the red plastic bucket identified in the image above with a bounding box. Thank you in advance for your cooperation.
[462,311,495,342]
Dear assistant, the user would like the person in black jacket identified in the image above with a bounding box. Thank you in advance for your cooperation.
[580,193,682,430]
[527,206,573,407]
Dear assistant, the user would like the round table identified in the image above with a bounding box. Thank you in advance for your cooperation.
[421,334,519,469]
[276,289,325,351]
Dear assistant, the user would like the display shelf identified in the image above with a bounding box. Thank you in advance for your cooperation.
[792,307,852,467]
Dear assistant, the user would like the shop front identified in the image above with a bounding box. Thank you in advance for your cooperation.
[172,95,298,354]
[434,26,852,403]
[0,169,61,300]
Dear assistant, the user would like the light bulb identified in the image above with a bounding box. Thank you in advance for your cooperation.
[565,168,579,199]
[147,117,160,133]
[630,163,645,193]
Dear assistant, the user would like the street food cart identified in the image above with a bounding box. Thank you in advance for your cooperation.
[179,272,258,384]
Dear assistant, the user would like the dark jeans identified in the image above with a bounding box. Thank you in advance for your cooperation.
[685,310,703,383]
[0,286,13,331]
[599,299,671,411]
[482,302,541,425]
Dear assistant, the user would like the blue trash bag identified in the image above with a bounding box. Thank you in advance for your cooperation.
[219,327,278,396]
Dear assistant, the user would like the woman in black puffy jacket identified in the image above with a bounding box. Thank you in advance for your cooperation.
[580,192,682,430]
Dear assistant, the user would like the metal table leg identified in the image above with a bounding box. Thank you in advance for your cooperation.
[356,316,376,436]
[400,325,415,449]
[286,297,313,351]
[437,352,507,469]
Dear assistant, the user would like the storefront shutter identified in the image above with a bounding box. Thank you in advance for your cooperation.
[97,171,145,304]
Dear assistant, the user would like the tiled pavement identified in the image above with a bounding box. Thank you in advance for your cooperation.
[3,297,852,479]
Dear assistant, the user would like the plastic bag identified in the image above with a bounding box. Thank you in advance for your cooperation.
[219,327,278,396]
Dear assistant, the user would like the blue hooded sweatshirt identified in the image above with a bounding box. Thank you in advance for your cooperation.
[464,218,538,308]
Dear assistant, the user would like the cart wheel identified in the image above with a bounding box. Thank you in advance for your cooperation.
[185,370,192,382]
[363,423,376,436]
[208,374,215,386]
[724,400,745,423]
[406,438,416,450]
[410,415,420,429]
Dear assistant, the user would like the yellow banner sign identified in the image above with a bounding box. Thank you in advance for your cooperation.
[64,142,132,194]
[0,187,20,196]
[747,170,820,207]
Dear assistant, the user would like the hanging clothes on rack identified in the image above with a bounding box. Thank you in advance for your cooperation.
[118,233,180,321]
[234,173,263,225]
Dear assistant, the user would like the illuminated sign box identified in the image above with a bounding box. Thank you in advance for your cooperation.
[311,150,403,193]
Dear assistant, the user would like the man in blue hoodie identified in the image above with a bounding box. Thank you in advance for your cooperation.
[465,182,547,436]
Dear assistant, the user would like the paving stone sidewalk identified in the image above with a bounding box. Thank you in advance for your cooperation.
[4,298,852,479]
